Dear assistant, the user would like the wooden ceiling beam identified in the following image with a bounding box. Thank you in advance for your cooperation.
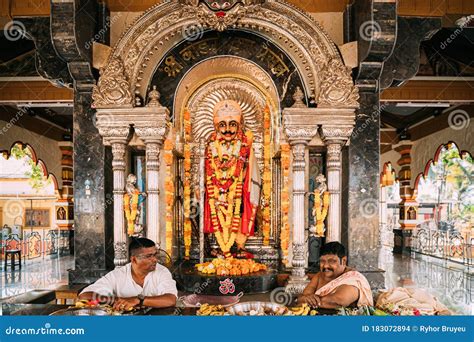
[381,80,474,102]
[0,81,73,103]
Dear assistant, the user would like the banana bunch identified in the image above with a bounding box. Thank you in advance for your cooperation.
[74,300,89,308]
[287,303,316,316]
[196,304,226,316]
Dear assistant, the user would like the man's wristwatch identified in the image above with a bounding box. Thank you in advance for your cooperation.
[137,294,145,307]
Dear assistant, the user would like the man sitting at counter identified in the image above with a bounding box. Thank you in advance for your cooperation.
[298,241,373,309]
[79,237,177,311]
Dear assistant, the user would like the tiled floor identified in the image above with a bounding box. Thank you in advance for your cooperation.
[379,247,473,315]
[1,251,472,314]
[0,255,74,299]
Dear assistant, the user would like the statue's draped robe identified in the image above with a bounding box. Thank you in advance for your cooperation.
[204,133,261,238]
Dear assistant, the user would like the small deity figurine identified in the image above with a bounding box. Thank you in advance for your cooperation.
[310,174,329,237]
[123,174,147,236]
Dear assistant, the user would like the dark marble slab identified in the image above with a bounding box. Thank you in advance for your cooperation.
[173,264,277,295]
[347,92,381,273]
[68,92,108,284]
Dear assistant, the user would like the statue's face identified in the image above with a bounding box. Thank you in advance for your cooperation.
[216,119,240,142]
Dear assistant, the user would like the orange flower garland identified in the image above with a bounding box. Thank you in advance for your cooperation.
[262,105,272,246]
[124,191,139,236]
[164,137,174,256]
[313,190,330,237]
[280,142,291,265]
[183,109,192,259]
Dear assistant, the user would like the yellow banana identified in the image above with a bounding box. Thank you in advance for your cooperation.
[302,305,310,316]
[310,309,318,316]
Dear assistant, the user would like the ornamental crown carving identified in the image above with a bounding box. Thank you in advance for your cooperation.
[92,57,133,108]
[180,0,265,31]
[317,58,359,108]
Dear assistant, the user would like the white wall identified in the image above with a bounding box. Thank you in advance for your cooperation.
[0,124,62,188]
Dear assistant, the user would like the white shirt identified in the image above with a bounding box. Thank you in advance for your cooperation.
[81,263,178,298]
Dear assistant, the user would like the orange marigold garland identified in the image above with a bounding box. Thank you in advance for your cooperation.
[262,105,272,245]
[183,109,192,259]
[124,191,139,236]
[164,137,174,256]
[280,142,291,265]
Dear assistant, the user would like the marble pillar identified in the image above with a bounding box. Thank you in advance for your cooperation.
[143,140,162,246]
[69,92,108,284]
[321,127,353,243]
[110,140,128,266]
[347,92,384,289]
[282,106,318,294]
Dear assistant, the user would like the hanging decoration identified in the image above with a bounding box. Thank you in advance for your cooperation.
[280,142,291,265]
[183,109,193,259]
[163,137,175,256]
[261,104,272,245]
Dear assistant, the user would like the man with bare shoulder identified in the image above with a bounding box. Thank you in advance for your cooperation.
[298,242,373,309]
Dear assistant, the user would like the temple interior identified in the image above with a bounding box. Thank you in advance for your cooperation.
[0,0,472,316]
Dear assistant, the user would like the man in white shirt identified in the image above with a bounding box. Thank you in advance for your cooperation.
[79,237,177,311]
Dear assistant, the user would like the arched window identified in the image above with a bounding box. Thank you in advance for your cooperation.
[414,142,473,231]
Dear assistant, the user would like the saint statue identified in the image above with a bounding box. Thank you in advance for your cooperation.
[124,173,147,237]
[204,100,261,258]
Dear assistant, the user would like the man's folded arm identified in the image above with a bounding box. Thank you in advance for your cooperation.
[318,284,360,309]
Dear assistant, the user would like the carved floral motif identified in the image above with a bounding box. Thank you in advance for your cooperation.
[92,57,133,108]
[318,58,359,108]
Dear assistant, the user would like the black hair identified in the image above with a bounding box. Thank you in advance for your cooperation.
[320,241,346,259]
[129,237,156,257]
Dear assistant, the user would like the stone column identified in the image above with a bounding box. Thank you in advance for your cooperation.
[321,127,353,242]
[134,92,170,248]
[96,121,131,267]
[142,139,162,246]
[110,139,128,265]
[282,105,318,294]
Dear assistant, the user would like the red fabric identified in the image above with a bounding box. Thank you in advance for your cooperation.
[204,142,256,237]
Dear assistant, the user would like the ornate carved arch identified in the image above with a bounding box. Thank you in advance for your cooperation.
[92,0,358,109]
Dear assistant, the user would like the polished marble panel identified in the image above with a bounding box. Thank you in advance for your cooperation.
[0,255,73,300]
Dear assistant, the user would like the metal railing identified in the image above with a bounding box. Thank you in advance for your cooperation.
[411,223,473,267]
[1,230,71,269]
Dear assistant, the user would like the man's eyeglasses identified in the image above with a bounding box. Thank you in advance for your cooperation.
[135,250,160,260]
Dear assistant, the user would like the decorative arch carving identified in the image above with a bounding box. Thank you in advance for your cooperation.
[92,0,358,109]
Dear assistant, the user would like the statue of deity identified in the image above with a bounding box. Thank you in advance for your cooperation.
[123,173,147,237]
[204,100,261,258]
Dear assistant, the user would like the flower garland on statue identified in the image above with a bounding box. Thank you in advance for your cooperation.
[313,190,330,237]
[124,191,139,236]
[163,137,175,256]
[280,142,291,265]
[206,130,250,256]
[183,109,192,259]
[262,105,272,246]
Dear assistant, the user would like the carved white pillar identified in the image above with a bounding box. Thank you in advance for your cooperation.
[134,92,170,248]
[283,102,318,294]
[95,114,130,267]
[321,127,353,243]
[144,140,162,246]
[110,139,128,266]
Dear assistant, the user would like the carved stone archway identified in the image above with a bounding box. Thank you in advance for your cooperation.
[92,0,358,109]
